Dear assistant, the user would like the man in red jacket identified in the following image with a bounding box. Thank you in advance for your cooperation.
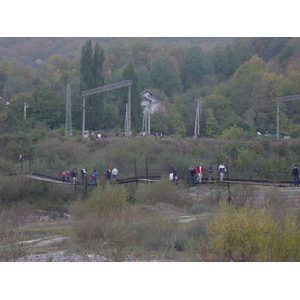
[196,163,204,183]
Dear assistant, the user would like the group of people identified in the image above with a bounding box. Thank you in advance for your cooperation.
[61,167,119,185]
[89,132,108,141]
[170,163,227,183]
[89,167,119,184]
[61,169,78,183]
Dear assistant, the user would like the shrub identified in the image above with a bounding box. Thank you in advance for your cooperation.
[134,179,184,207]
[197,201,300,262]
[0,222,31,261]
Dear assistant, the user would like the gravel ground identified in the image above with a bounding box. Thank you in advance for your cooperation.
[14,251,110,262]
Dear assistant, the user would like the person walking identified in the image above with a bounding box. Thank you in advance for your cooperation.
[189,165,196,183]
[170,164,177,181]
[61,171,66,182]
[196,163,204,183]
[81,168,87,183]
[92,169,99,185]
[112,167,118,182]
[218,163,227,182]
[90,170,94,184]
[292,165,299,186]
[208,164,214,182]
[105,167,111,182]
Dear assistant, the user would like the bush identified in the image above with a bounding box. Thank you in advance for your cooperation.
[197,201,300,261]
[135,179,184,207]
[0,222,31,261]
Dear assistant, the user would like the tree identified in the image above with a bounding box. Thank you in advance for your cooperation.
[29,85,65,130]
[137,67,152,90]
[204,107,218,137]
[166,108,186,137]
[132,38,152,68]
[0,62,12,97]
[80,40,105,130]
[150,55,182,97]
[182,45,212,89]
[232,55,266,115]
[9,93,32,123]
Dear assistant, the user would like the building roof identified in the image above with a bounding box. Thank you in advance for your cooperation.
[141,90,161,104]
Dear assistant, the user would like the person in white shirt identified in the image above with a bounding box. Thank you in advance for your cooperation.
[112,167,118,182]
[218,163,226,181]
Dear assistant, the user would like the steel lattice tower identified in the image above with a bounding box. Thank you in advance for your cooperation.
[65,83,72,137]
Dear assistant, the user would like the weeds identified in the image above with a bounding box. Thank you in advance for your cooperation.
[0,223,31,261]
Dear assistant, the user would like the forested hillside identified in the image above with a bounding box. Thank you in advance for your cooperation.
[1,37,300,138]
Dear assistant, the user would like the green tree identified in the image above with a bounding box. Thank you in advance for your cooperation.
[232,55,266,115]
[166,108,186,136]
[150,109,168,134]
[182,45,213,90]
[3,76,33,99]
[132,38,152,68]
[137,67,152,90]
[150,55,182,97]
[204,107,218,137]
[80,40,105,130]
[9,93,32,124]
[0,62,12,97]
[29,86,65,130]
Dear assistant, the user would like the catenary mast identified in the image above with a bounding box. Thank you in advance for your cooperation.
[65,83,72,137]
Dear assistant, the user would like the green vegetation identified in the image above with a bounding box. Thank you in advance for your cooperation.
[1,134,300,261]
[1,37,300,137]
[2,37,300,261]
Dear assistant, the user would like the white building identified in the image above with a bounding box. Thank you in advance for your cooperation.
[141,90,161,114]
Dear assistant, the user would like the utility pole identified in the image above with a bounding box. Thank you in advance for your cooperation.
[65,83,72,137]
[194,100,202,138]
[142,106,150,134]
[24,102,27,120]
[124,103,129,135]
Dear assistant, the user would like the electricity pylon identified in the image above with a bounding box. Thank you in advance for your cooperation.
[65,83,72,137]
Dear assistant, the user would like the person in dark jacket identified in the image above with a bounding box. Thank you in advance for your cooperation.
[189,165,196,183]
[208,164,214,182]
[292,165,299,186]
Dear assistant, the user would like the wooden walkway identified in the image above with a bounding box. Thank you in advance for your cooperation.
[23,173,295,188]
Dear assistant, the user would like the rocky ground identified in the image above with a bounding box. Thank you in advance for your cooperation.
[14,251,110,262]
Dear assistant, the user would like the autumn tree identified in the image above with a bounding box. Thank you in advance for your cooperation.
[131,38,153,68]
[232,55,266,116]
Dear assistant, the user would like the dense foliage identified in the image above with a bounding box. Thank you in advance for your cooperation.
[1,37,300,137]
